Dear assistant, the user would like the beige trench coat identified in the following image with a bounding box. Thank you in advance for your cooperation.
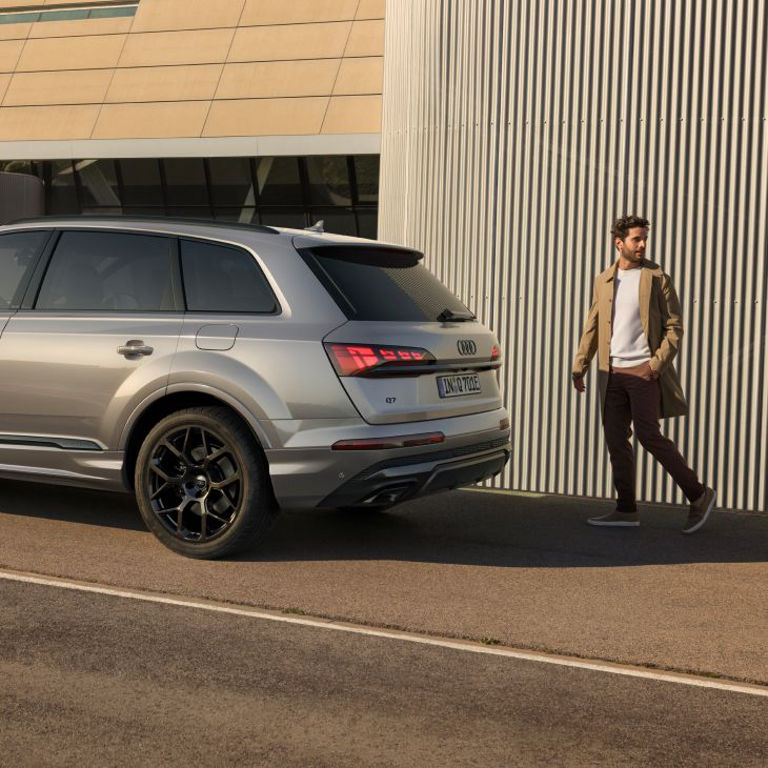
[572,260,688,419]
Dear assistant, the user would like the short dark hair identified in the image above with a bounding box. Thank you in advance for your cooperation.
[611,215,650,240]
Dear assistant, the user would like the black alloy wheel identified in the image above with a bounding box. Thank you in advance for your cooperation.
[135,407,276,558]
[148,424,242,542]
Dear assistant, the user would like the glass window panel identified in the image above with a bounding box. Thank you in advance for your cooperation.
[122,206,164,217]
[256,157,302,205]
[181,239,276,313]
[213,207,257,223]
[207,157,254,207]
[47,160,80,214]
[0,13,40,24]
[163,158,209,206]
[0,231,49,310]
[165,207,212,219]
[305,156,351,206]
[76,159,121,207]
[118,159,163,206]
[81,207,123,216]
[305,249,469,322]
[353,155,380,203]
[310,209,357,236]
[37,231,175,311]
[356,210,378,239]
[1,160,40,176]
[41,10,88,22]
[89,6,137,18]
[258,209,307,229]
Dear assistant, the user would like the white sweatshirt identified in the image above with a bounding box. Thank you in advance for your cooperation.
[610,267,651,368]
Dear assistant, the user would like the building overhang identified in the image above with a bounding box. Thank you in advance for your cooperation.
[0,134,382,159]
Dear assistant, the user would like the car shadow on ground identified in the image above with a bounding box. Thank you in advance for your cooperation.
[0,480,145,531]
[250,491,767,567]
[1,480,765,567]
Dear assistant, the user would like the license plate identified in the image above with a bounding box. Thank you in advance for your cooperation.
[437,374,481,398]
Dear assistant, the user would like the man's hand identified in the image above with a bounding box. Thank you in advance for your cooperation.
[644,362,660,381]
[572,374,585,393]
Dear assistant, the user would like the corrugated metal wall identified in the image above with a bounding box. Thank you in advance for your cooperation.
[379,0,768,512]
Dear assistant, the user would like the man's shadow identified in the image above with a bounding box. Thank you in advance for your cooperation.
[1,480,764,567]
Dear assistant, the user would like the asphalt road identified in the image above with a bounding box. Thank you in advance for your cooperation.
[2,579,767,768]
[2,480,768,765]
[1,480,767,683]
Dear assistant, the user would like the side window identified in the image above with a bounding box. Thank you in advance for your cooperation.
[180,239,277,313]
[36,231,176,311]
[0,231,49,310]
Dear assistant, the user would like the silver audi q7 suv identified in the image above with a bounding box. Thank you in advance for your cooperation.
[0,217,510,558]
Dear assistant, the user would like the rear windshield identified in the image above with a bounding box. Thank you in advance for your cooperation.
[299,246,470,321]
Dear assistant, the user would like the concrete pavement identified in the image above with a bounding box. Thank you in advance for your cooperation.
[1,479,766,684]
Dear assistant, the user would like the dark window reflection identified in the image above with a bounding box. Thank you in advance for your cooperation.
[356,210,379,239]
[306,156,351,205]
[36,231,174,312]
[119,159,163,206]
[257,157,302,205]
[165,206,212,219]
[76,159,120,208]
[213,207,257,223]
[310,209,357,236]
[354,155,380,203]
[123,206,164,216]
[47,160,79,214]
[13,154,378,238]
[181,239,276,313]
[259,209,307,229]
[164,158,209,207]
[208,157,254,207]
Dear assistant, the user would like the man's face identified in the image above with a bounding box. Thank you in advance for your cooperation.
[616,227,648,264]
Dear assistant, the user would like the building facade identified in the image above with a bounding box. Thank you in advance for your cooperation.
[0,0,384,233]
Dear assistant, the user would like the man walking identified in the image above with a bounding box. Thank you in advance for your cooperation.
[572,215,715,533]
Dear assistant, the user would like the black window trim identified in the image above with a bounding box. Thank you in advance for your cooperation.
[178,236,281,316]
[25,227,184,313]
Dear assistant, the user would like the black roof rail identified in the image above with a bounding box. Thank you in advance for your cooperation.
[5,214,281,235]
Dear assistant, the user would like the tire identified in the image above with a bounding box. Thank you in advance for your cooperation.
[134,406,276,559]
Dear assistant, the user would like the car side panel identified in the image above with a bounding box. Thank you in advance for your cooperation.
[0,313,183,448]
[169,319,360,423]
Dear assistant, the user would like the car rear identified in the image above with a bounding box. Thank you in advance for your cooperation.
[291,234,511,509]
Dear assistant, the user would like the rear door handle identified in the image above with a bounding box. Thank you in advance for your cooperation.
[118,340,154,357]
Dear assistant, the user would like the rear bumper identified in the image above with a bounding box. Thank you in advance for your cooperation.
[318,436,510,508]
[264,407,510,509]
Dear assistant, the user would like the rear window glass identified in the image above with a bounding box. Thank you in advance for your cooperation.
[0,230,48,310]
[181,239,277,313]
[300,246,469,321]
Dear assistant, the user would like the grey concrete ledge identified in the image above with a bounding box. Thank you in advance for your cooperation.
[0,134,381,159]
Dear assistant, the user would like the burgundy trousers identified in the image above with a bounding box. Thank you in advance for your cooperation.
[603,366,704,512]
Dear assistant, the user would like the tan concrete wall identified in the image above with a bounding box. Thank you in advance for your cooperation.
[0,0,385,141]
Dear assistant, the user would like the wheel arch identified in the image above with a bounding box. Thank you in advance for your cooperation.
[121,388,272,492]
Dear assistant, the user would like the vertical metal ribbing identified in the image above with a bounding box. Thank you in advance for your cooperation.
[380,0,768,512]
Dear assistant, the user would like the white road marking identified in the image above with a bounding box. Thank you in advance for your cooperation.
[2,567,767,699]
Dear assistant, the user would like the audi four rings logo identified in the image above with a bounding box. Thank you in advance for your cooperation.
[457,340,477,356]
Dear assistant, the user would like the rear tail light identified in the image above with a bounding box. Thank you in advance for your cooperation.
[325,342,435,377]
[332,432,445,450]
[491,344,501,361]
